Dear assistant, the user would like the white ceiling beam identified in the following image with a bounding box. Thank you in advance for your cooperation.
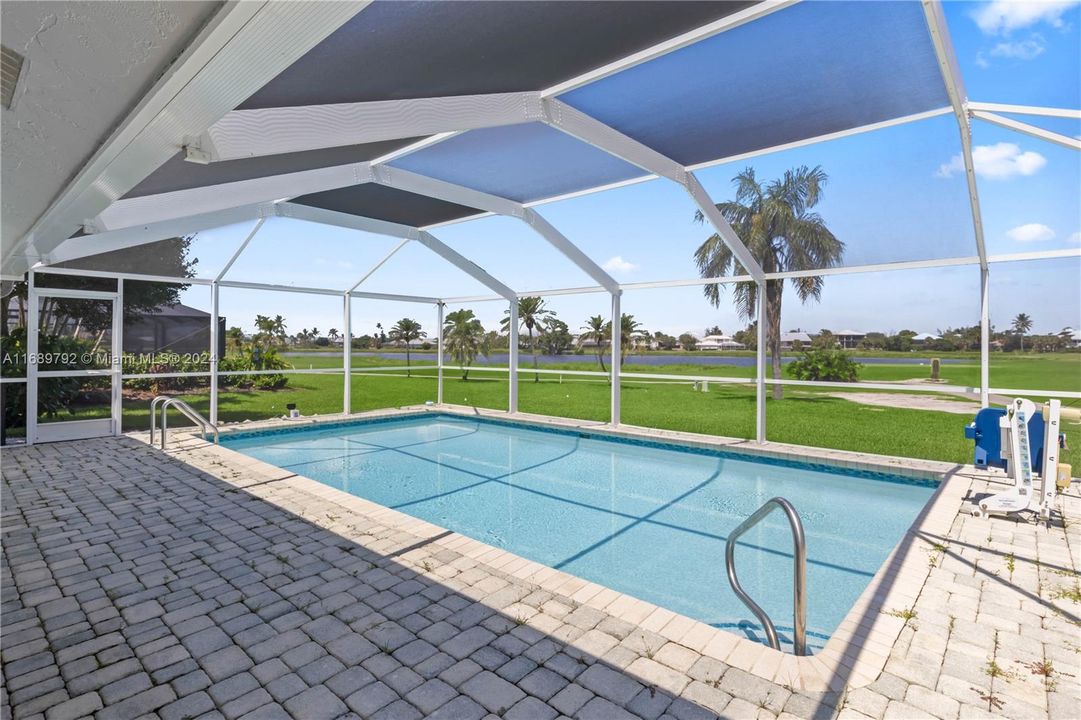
[971,111,1081,151]
[44,204,276,266]
[92,163,372,232]
[416,231,516,301]
[198,93,543,162]
[922,0,987,270]
[540,98,766,282]
[4,1,371,277]
[276,202,516,301]
[348,239,410,293]
[966,102,1080,119]
[216,218,267,283]
[372,167,620,293]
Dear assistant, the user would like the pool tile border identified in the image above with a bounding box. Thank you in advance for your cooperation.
[161,404,975,692]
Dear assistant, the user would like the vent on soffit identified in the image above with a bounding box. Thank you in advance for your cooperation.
[2,45,26,110]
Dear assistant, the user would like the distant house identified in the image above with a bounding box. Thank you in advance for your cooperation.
[911,332,941,344]
[698,334,745,350]
[124,304,224,356]
[780,331,813,349]
[1061,327,1081,348]
[832,329,866,349]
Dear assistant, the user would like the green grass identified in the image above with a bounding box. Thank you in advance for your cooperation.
[22,351,1080,468]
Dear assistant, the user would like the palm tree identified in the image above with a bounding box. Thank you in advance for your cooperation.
[327,328,340,345]
[443,309,485,380]
[605,314,646,367]
[501,297,554,382]
[581,315,607,373]
[694,166,844,399]
[388,318,426,376]
[1012,313,1033,352]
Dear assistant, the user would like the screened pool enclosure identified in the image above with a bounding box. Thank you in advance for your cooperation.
[1,0,1078,447]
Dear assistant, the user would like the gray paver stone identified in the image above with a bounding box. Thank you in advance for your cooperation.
[461,670,527,714]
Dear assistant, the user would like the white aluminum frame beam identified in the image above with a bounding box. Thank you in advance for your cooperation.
[45,203,276,266]
[93,163,371,231]
[966,102,1081,119]
[541,0,800,97]
[372,167,619,293]
[276,202,517,302]
[539,98,766,283]
[922,0,987,271]
[3,1,370,277]
[971,111,1081,151]
[197,93,543,162]
[348,239,410,292]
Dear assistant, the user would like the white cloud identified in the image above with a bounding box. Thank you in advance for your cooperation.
[1006,223,1056,242]
[937,142,1047,180]
[602,255,638,273]
[1069,231,1081,244]
[972,0,1078,35]
[989,34,1047,59]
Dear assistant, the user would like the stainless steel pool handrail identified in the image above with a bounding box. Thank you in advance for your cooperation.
[151,396,218,448]
[725,496,807,656]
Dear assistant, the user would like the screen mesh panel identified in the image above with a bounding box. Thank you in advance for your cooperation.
[292,183,482,227]
[561,1,950,166]
[390,123,646,203]
[123,140,420,199]
[240,1,755,109]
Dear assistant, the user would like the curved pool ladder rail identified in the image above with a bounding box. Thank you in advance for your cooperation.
[150,395,218,449]
[725,496,807,656]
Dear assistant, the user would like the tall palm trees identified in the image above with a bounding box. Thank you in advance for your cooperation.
[1012,313,1033,352]
[388,318,425,376]
[695,166,844,399]
[501,297,553,382]
[606,314,645,367]
[581,315,607,372]
[443,309,485,380]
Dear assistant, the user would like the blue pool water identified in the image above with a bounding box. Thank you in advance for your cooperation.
[223,414,936,651]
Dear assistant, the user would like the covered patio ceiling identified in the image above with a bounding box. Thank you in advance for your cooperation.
[3,0,1078,290]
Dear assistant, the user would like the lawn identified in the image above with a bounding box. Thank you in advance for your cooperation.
[98,351,1080,469]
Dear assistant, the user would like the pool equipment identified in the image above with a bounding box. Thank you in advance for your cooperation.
[964,399,1073,520]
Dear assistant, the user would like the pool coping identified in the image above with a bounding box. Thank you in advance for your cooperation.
[155,403,975,693]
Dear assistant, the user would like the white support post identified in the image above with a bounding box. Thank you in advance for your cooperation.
[343,293,352,415]
[508,300,519,414]
[756,283,767,443]
[610,291,621,426]
[980,267,990,408]
[437,302,445,405]
[112,279,123,436]
[210,281,219,425]
[26,272,38,445]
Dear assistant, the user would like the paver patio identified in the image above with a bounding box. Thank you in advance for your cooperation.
[2,428,1078,720]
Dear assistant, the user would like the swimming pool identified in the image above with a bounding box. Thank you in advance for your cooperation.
[222,413,937,652]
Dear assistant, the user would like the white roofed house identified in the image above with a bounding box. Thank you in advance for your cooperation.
[697,333,745,350]
[780,331,813,350]
[833,329,866,349]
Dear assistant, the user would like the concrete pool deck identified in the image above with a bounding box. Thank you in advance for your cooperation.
[2,406,1079,720]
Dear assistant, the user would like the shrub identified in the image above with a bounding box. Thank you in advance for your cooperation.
[786,347,861,382]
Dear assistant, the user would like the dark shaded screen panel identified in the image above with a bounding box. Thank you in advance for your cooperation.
[390,123,646,203]
[124,139,420,199]
[240,1,754,109]
[291,183,482,227]
[562,1,951,166]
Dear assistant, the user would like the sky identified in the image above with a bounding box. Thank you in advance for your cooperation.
[175,0,1080,341]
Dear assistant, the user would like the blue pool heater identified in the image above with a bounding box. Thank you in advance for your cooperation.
[965,398,1072,520]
